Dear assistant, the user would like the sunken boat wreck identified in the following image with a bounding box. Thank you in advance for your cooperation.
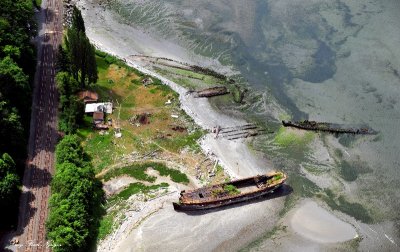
[173,171,287,211]
[282,120,376,135]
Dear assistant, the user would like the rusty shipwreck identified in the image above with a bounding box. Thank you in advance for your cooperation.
[194,86,229,98]
[282,120,376,135]
[173,171,287,211]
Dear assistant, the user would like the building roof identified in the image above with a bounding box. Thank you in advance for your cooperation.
[77,90,99,103]
[85,102,113,114]
[93,111,104,121]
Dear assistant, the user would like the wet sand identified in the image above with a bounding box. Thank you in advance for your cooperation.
[112,195,284,252]
[290,200,357,243]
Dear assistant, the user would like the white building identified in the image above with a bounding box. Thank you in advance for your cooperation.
[85,102,113,114]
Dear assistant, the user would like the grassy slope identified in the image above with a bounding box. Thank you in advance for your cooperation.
[79,52,221,241]
[79,53,204,173]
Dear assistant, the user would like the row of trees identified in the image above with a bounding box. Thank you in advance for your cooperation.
[56,71,84,133]
[56,6,97,133]
[0,0,37,229]
[47,135,104,251]
[0,153,20,221]
[46,6,103,251]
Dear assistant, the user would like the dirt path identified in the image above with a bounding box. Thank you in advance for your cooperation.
[4,0,63,251]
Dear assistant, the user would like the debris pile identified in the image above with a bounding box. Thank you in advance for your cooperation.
[195,157,219,181]
[171,125,187,132]
[129,113,151,126]
[142,77,153,86]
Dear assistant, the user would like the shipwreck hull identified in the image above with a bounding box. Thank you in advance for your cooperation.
[173,172,286,211]
[195,86,229,98]
[173,184,282,211]
[282,120,376,135]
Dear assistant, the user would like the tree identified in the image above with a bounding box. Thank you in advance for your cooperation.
[56,45,70,73]
[0,0,36,131]
[0,153,20,228]
[0,101,24,157]
[56,71,79,96]
[58,96,84,134]
[71,6,85,34]
[0,57,31,158]
[0,0,37,230]
[86,41,98,84]
[3,45,21,59]
[47,196,90,252]
[0,0,37,78]
[51,162,94,198]
[0,153,19,196]
[55,135,86,166]
[47,134,104,251]
[0,56,30,110]
[65,28,97,87]
[55,72,83,133]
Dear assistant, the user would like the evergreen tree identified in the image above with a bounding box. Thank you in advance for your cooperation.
[86,40,98,84]
[71,5,85,34]
[64,6,97,87]
[55,71,83,133]
[65,28,97,87]
[55,45,70,73]
[65,28,80,81]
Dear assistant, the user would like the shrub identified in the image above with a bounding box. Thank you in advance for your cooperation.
[223,184,240,195]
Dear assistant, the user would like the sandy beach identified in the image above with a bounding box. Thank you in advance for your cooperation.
[73,0,387,251]
[112,197,283,252]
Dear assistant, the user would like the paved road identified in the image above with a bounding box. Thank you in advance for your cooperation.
[4,0,63,251]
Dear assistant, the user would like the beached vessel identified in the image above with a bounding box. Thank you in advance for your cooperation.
[282,120,376,135]
[173,171,287,211]
[194,86,229,98]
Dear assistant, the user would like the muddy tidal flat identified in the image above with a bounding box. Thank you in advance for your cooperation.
[76,0,400,251]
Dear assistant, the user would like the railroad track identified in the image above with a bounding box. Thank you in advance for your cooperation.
[6,0,63,251]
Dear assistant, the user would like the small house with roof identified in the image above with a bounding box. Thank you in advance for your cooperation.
[85,102,113,114]
[93,111,104,125]
[77,90,99,104]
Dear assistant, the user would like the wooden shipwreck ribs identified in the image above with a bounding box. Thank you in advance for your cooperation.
[213,124,272,140]
[173,172,287,211]
[129,54,232,82]
[282,120,377,135]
